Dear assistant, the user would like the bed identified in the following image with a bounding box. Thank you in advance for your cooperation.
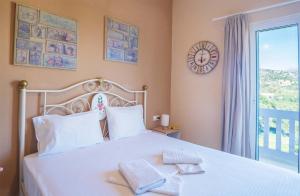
[18,78,300,196]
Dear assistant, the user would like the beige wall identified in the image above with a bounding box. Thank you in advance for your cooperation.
[0,0,172,195]
[2,0,300,195]
[171,0,300,149]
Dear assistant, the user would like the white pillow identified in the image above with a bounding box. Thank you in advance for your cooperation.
[106,105,146,140]
[33,110,104,156]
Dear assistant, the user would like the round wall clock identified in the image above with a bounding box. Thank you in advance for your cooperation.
[187,41,219,74]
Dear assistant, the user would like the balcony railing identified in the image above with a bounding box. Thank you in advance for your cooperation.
[259,108,299,169]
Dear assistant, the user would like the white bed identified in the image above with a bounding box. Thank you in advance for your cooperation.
[18,78,300,196]
[23,131,300,196]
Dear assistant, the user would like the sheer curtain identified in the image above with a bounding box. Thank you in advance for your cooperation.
[222,14,253,158]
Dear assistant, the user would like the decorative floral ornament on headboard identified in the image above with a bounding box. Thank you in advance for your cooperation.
[91,93,108,120]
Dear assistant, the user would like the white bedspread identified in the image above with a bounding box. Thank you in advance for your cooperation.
[24,131,300,196]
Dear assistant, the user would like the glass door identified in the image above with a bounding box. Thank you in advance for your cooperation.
[250,15,300,172]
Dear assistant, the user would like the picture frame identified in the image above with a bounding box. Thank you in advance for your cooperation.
[18,5,38,24]
[47,27,77,43]
[104,16,139,64]
[44,54,76,69]
[13,4,78,70]
[31,25,46,39]
[46,41,77,57]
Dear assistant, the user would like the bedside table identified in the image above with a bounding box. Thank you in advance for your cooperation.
[152,126,181,139]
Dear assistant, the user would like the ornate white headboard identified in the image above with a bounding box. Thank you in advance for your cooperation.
[17,78,148,195]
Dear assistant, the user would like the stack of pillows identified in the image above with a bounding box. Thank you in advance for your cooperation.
[33,105,145,156]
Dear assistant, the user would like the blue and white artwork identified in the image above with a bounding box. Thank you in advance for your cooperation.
[130,26,139,37]
[31,25,46,39]
[16,39,29,49]
[18,21,30,39]
[124,49,138,63]
[44,54,76,69]
[108,30,125,40]
[29,51,42,65]
[16,49,27,64]
[40,11,77,32]
[29,41,43,52]
[16,39,43,52]
[129,37,138,49]
[47,27,77,43]
[107,39,128,50]
[107,48,124,61]
[107,18,129,33]
[15,39,43,65]
[105,17,139,64]
[46,41,77,57]
[18,5,38,24]
[14,4,77,70]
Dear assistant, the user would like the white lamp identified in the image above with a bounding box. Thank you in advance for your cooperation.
[160,114,170,128]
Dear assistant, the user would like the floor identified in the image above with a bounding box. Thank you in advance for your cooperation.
[259,150,298,172]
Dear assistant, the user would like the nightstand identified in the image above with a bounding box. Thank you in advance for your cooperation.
[152,126,181,139]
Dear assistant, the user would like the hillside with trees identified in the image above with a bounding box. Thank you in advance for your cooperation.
[260,69,298,111]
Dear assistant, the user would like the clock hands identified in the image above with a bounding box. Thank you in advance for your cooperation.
[198,50,207,64]
[199,56,203,64]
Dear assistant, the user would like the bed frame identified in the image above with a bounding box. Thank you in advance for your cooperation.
[18,78,148,196]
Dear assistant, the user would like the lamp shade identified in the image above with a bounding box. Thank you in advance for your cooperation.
[161,114,170,127]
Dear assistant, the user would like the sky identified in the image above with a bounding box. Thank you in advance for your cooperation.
[258,25,298,71]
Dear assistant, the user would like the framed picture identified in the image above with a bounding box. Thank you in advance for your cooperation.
[31,25,46,39]
[14,4,78,70]
[107,48,124,61]
[46,41,63,55]
[104,16,139,64]
[15,49,28,64]
[40,11,77,32]
[18,5,38,24]
[47,27,77,43]
[46,41,77,57]
[44,54,76,69]
[18,21,30,39]
[29,51,42,65]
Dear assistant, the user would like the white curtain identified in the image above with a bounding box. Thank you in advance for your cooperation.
[222,14,253,158]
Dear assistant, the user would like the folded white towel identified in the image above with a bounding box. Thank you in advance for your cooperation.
[107,171,183,196]
[176,164,205,175]
[163,150,202,164]
[119,159,166,195]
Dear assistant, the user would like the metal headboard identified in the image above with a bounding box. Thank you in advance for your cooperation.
[17,78,148,196]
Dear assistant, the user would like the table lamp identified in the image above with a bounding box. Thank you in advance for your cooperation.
[161,114,170,128]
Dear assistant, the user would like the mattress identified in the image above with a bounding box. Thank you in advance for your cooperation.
[24,131,300,196]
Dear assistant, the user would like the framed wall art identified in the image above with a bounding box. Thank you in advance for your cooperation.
[14,4,77,70]
[104,16,139,64]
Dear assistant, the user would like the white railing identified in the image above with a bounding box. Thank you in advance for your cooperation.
[259,108,299,166]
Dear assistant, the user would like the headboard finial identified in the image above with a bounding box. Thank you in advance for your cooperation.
[18,80,28,89]
[142,85,148,91]
[97,77,104,85]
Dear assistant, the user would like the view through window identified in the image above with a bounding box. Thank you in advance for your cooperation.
[257,25,299,171]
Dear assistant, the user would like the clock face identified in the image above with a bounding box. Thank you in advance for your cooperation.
[187,41,219,74]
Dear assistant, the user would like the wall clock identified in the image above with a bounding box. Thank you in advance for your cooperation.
[187,41,219,74]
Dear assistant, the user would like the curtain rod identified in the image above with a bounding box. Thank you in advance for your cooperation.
[212,0,300,22]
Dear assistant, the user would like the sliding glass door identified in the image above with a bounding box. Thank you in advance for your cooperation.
[250,15,300,172]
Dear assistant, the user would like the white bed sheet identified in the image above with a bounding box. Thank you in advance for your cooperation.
[24,131,300,196]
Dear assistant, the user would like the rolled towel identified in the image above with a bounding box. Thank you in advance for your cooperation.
[163,150,202,164]
[176,164,205,175]
[107,170,183,196]
[119,159,166,194]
